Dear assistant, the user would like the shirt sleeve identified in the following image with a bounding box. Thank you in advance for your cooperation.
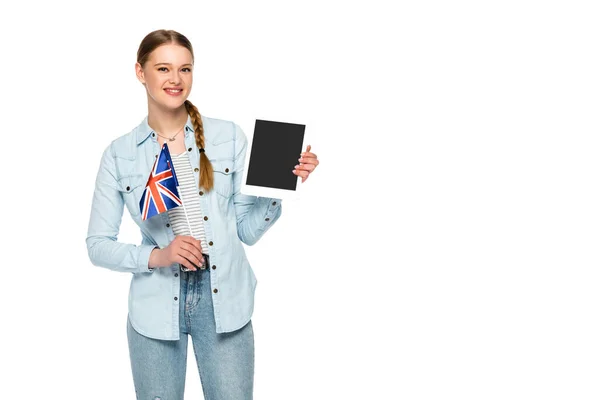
[85,143,156,274]
[231,123,283,246]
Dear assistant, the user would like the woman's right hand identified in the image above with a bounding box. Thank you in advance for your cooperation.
[148,235,204,271]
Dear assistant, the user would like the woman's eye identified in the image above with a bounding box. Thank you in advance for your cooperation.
[182,67,191,72]
[158,67,168,72]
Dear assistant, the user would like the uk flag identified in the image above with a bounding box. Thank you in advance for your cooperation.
[139,142,182,220]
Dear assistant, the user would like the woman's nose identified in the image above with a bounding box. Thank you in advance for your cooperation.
[169,73,181,85]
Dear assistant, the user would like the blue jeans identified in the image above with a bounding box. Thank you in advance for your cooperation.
[127,255,255,399]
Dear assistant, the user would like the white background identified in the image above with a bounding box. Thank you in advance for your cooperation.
[1,0,599,399]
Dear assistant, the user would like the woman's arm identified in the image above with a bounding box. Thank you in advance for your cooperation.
[231,123,283,246]
[85,143,157,273]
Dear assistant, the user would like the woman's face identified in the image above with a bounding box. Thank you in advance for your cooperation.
[136,44,194,110]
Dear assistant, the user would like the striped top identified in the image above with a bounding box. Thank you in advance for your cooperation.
[167,151,209,254]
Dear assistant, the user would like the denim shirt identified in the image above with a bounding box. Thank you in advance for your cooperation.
[86,114,282,340]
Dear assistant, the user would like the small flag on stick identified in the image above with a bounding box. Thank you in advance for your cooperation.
[139,142,182,220]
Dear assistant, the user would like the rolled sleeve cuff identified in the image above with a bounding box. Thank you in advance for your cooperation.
[137,245,158,273]
[264,197,282,223]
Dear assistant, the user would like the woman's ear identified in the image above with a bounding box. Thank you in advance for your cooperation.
[135,62,146,84]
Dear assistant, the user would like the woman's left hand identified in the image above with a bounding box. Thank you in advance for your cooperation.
[293,145,319,183]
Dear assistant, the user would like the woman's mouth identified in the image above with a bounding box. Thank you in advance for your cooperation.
[164,88,183,96]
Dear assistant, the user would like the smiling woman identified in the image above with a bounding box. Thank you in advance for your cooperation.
[85,29,319,400]
[134,39,206,162]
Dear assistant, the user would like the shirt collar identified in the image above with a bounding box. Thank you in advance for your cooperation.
[136,114,195,145]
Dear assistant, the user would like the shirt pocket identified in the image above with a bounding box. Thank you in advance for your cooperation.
[210,159,234,198]
[117,174,145,217]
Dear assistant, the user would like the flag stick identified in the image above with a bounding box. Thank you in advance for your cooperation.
[177,186,203,270]
[178,186,194,237]
[167,157,193,241]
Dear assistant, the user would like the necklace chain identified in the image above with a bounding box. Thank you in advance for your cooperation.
[155,126,184,142]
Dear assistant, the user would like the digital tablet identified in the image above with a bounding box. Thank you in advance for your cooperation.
[240,118,309,200]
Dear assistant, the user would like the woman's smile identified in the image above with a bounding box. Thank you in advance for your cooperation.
[164,88,183,96]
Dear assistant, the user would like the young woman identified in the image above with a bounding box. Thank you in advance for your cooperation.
[86,29,319,400]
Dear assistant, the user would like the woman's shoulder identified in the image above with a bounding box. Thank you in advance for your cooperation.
[103,118,147,159]
[202,114,244,145]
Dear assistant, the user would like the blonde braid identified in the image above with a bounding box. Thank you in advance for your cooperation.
[185,100,214,191]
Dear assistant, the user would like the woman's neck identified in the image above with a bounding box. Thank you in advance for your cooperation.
[147,104,188,137]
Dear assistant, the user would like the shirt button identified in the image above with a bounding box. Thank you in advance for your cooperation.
[272,201,277,206]
[174,296,178,301]
[225,168,229,173]
[126,186,130,191]
[188,147,192,152]
[194,168,199,172]
[209,241,213,246]
[155,154,158,158]
[166,223,170,227]
[152,132,155,137]
[199,191,204,196]
[204,216,208,221]
[213,289,218,293]
[174,273,179,277]
[265,218,270,221]
[212,265,216,270]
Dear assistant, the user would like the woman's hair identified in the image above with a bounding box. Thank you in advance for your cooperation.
[137,29,214,191]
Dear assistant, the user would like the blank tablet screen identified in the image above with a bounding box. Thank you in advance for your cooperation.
[245,119,306,191]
